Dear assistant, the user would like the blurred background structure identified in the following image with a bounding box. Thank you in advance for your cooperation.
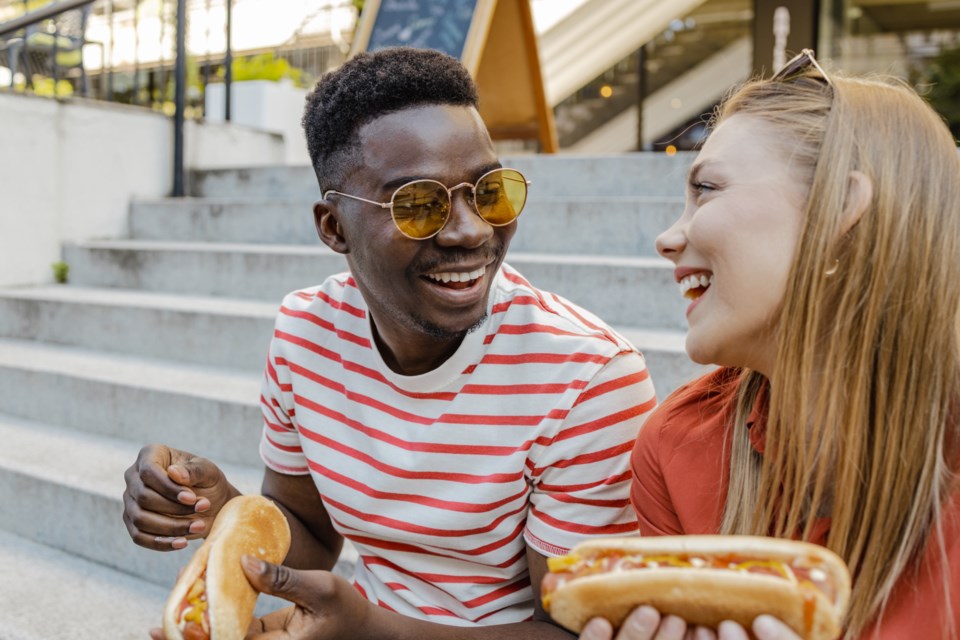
[1,2,959,637]
[3,0,960,157]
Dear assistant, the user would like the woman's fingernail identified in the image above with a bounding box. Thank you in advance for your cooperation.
[188,520,205,534]
[177,491,196,505]
[753,616,779,636]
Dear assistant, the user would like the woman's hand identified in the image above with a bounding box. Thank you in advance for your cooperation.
[578,606,709,640]
[577,607,802,640]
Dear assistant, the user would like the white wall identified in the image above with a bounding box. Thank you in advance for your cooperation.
[205,80,312,166]
[0,92,285,288]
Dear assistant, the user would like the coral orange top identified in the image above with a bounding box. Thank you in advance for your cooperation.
[630,367,960,638]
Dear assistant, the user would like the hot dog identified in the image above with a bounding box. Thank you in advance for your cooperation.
[162,495,292,640]
[541,535,851,640]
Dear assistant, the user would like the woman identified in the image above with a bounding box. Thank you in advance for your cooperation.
[581,52,960,640]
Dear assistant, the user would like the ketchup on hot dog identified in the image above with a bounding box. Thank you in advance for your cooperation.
[541,550,837,609]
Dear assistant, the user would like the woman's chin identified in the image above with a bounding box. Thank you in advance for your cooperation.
[684,335,717,367]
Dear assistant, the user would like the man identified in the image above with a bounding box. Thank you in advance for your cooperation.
[123,47,657,639]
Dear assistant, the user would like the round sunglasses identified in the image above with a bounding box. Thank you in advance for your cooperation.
[323,168,530,240]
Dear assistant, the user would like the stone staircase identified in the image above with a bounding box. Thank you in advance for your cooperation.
[0,152,708,638]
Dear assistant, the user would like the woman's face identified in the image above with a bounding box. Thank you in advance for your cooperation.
[656,114,809,376]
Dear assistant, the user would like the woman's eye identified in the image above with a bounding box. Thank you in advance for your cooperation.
[691,181,715,194]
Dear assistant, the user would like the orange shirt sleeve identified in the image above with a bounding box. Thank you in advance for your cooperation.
[630,403,685,536]
[629,368,738,537]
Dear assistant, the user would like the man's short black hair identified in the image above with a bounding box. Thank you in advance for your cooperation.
[303,47,480,191]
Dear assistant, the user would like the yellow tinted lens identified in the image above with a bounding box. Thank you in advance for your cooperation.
[474,169,526,225]
[391,181,450,238]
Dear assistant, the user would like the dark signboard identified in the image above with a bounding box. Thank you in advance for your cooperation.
[365,0,480,59]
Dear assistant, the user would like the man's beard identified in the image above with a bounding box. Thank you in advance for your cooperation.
[408,310,488,342]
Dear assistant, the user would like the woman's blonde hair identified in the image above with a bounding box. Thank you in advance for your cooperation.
[715,70,960,636]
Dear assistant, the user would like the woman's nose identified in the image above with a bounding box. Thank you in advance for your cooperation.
[655,216,687,261]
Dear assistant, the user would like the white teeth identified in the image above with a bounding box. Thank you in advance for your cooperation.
[426,265,486,284]
[679,273,713,295]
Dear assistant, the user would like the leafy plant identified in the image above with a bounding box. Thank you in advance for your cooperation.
[51,260,69,284]
[922,45,960,141]
[222,52,305,87]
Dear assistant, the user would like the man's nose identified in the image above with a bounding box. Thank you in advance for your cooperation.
[435,188,493,248]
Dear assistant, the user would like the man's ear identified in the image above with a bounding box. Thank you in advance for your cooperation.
[840,170,873,236]
[314,201,348,254]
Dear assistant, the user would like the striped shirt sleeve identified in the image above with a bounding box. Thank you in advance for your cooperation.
[259,330,310,475]
[523,350,658,555]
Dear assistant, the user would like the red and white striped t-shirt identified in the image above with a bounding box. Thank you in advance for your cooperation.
[260,263,657,626]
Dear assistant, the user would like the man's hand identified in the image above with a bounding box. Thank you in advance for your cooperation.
[577,607,803,640]
[241,556,375,640]
[122,443,238,551]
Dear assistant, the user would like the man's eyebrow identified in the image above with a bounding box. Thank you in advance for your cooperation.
[381,162,503,192]
[478,161,503,176]
[382,175,425,191]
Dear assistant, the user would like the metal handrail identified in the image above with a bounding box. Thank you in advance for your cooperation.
[173,0,185,196]
[0,0,96,38]
[0,0,234,198]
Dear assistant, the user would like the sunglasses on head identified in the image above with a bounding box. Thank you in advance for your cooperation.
[323,167,530,240]
[772,48,833,87]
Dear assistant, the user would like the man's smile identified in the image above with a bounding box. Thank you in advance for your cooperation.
[423,265,486,290]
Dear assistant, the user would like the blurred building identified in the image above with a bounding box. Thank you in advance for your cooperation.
[546,0,960,152]
[2,0,959,153]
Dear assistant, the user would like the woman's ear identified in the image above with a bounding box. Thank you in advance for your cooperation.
[314,201,349,254]
[840,170,873,235]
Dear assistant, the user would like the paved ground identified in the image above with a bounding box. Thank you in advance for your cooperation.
[0,529,166,639]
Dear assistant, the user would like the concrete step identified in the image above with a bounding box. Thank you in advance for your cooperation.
[0,286,275,370]
[0,330,702,437]
[0,529,168,640]
[62,239,349,303]
[61,240,686,330]
[618,328,710,397]
[0,414,358,592]
[0,286,702,396]
[0,413,262,589]
[129,196,682,257]
[189,152,696,199]
[131,197,321,246]
[0,338,262,467]
[191,165,319,200]
[507,152,695,198]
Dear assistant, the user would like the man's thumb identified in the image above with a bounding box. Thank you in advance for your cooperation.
[168,456,216,489]
[241,556,309,608]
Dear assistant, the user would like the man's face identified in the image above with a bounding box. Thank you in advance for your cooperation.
[327,104,516,354]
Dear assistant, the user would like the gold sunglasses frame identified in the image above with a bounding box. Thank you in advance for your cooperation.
[323,167,531,240]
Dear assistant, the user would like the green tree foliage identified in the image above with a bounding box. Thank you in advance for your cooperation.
[224,52,305,87]
[923,45,960,141]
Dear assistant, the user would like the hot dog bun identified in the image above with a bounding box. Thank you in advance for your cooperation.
[542,535,851,640]
[163,495,292,640]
